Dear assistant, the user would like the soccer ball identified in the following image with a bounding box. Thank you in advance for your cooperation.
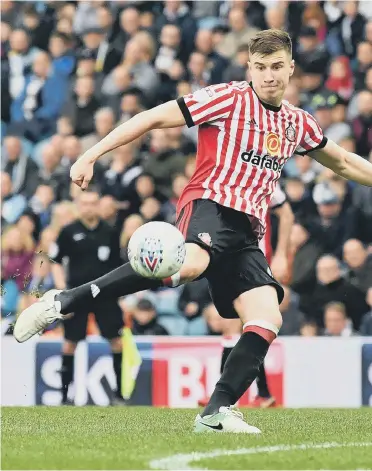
[128,222,186,279]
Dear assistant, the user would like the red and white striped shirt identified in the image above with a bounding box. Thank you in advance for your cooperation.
[176,81,326,240]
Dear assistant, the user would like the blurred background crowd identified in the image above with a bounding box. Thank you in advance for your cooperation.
[1,0,372,338]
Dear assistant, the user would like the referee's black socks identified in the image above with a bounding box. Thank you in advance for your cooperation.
[61,354,74,403]
[55,262,176,314]
[202,322,278,417]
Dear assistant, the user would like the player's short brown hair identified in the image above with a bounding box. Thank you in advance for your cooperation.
[248,29,292,57]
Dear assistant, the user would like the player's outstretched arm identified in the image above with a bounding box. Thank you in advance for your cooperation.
[310,139,372,186]
[70,100,186,189]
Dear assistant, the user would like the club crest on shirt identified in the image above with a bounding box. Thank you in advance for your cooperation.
[198,232,212,247]
[265,132,281,156]
[285,123,296,142]
[192,88,213,104]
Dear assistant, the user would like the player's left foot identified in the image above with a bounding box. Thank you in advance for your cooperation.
[250,395,276,408]
[194,406,261,434]
[13,289,66,342]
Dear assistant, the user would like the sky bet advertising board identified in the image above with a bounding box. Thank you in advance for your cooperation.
[34,338,283,407]
[2,336,371,407]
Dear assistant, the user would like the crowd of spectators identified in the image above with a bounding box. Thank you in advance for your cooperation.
[1,0,372,338]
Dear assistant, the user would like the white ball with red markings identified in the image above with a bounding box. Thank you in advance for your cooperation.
[128,222,186,279]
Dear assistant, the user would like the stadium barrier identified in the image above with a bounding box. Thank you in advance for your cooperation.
[2,336,372,407]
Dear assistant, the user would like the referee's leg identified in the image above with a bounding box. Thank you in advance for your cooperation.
[95,301,125,403]
[61,311,89,404]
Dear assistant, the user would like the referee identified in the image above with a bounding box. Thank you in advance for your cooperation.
[49,186,124,405]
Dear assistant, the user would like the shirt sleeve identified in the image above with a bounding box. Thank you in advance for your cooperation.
[269,184,287,209]
[295,111,328,155]
[48,228,69,264]
[176,83,235,128]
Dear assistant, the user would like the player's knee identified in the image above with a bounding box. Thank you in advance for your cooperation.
[179,243,210,282]
[268,310,283,331]
[63,340,77,354]
[235,285,283,331]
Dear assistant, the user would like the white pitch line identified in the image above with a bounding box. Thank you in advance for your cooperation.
[149,442,372,470]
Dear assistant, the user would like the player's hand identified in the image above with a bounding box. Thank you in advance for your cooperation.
[270,253,288,283]
[70,155,95,190]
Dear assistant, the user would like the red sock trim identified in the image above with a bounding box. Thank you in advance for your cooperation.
[243,325,277,344]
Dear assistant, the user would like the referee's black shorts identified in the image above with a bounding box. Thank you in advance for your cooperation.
[63,299,123,343]
[176,199,284,319]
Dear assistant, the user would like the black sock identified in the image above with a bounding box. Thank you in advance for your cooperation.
[220,347,233,374]
[202,332,270,417]
[113,351,122,397]
[56,262,162,314]
[61,354,74,402]
[256,362,271,398]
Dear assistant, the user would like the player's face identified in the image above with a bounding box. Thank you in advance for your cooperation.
[248,50,294,106]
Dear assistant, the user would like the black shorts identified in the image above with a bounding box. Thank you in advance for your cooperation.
[63,299,123,342]
[176,199,284,319]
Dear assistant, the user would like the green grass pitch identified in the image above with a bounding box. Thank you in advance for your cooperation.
[2,407,372,470]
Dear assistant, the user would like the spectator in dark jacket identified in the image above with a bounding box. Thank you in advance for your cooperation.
[142,129,186,199]
[279,286,306,335]
[195,29,228,84]
[112,7,141,55]
[155,1,197,63]
[310,182,357,258]
[223,44,249,83]
[101,144,142,211]
[18,4,54,52]
[351,90,372,157]
[343,239,372,294]
[336,1,366,58]
[300,254,368,330]
[78,27,121,76]
[154,24,186,102]
[178,278,211,321]
[295,26,330,76]
[354,42,372,91]
[359,288,372,335]
[2,135,39,199]
[36,144,66,200]
[352,161,372,245]
[62,76,101,137]
[9,51,68,142]
[288,223,324,296]
[132,299,169,335]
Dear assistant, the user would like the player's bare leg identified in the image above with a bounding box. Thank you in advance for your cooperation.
[13,244,209,342]
[194,285,281,433]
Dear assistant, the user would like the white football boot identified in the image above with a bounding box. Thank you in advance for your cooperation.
[13,289,65,342]
[194,405,261,434]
